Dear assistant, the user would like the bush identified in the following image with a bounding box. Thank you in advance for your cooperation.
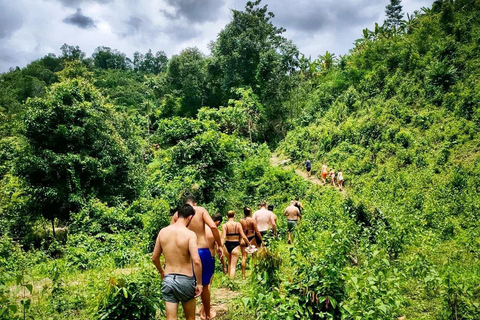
[96,269,163,320]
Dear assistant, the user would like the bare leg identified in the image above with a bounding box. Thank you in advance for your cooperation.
[241,245,247,279]
[229,247,241,279]
[182,298,196,320]
[201,285,211,320]
[165,302,178,320]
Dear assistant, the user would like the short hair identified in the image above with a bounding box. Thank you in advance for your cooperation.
[295,197,299,201]
[290,201,295,205]
[243,206,251,217]
[212,213,223,223]
[227,210,235,218]
[259,201,266,207]
[268,204,274,211]
[178,204,195,218]
[184,195,195,204]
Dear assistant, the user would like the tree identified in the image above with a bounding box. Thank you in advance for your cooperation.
[318,51,337,70]
[212,0,299,139]
[92,46,131,70]
[166,47,207,117]
[18,79,144,235]
[133,49,168,74]
[60,44,86,61]
[385,0,404,29]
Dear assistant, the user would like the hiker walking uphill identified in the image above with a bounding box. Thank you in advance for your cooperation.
[240,207,262,279]
[200,213,225,320]
[268,204,278,238]
[152,204,202,320]
[284,201,302,244]
[222,211,251,280]
[170,196,223,320]
[305,159,312,177]
[321,163,328,185]
[253,201,277,245]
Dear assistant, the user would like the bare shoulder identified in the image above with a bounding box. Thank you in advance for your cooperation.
[186,228,197,240]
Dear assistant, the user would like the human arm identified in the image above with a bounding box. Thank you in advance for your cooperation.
[238,223,251,247]
[151,231,164,278]
[189,233,203,297]
[297,208,302,221]
[284,208,288,217]
[271,213,277,236]
[203,210,222,251]
[253,220,262,243]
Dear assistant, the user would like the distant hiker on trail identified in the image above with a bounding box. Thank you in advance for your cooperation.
[321,163,328,185]
[330,169,337,187]
[240,207,262,279]
[222,210,251,280]
[294,197,304,214]
[305,159,312,177]
[268,204,278,238]
[170,196,223,320]
[337,170,344,191]
[284,201,302,244]
[253,201,277,245]
[200,213,225,319]
[152,204,202,320]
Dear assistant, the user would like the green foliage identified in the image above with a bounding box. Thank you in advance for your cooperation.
[96,271,163,320]
[18,78,144,223]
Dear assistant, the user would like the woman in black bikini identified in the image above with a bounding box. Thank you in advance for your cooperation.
[240,207,262,279]
[222,210,251,279]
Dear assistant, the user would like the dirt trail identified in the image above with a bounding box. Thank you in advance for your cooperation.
[195,287,240,320]
[270,154,346,193]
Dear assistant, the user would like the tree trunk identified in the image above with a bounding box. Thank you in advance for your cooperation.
[51,218,56,239]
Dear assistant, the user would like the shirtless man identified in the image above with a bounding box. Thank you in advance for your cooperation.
[321,163,328,185]
[152,204,202,320]
[253,201,276,246]
[267,204,278,238]
[171,196,222,320]
[200,213,225,320]
[294,197,304,214]
[284,201,302,244]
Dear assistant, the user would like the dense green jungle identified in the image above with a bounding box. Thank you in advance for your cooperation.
[1,0,480,319]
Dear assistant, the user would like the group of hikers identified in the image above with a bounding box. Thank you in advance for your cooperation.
[305,160,344,190]
[152,196,303,320]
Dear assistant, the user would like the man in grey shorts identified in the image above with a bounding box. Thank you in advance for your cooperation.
[284,201,302,244]
[152,204,203,320]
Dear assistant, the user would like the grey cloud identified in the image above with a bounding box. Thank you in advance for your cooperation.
[63,8,96,29]
[0,2,24,39]
[163,0,225,24]
[56,0,112,8]
[266,0,384,35]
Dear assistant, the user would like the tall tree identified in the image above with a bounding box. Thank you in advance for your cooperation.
[385,0,404,29]
[166,47,207,117]
[18,77,144,234]
[212,0,299,140]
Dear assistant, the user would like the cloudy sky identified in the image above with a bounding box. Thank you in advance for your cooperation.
[0,0,433,73]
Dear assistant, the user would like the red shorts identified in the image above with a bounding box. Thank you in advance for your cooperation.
[321,172,327,179]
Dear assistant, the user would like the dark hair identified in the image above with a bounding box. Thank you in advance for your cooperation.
[178,204,195,218]
[184,195,195,204]
[227,210,235,218]
[267,204,274,211]
[295,197,299,201]
[259,201,266,207]
[243,206,251,217]
[212,213,223,223]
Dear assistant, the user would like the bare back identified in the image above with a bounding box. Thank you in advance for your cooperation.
[253,208,274,232]
[159,225,196,276]
[240,217,256,237]
[284,205,301,221]
[205,225,215,256]
[183,205,210,248]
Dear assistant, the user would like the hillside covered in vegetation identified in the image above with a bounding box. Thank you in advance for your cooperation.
[1,0,479,319]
